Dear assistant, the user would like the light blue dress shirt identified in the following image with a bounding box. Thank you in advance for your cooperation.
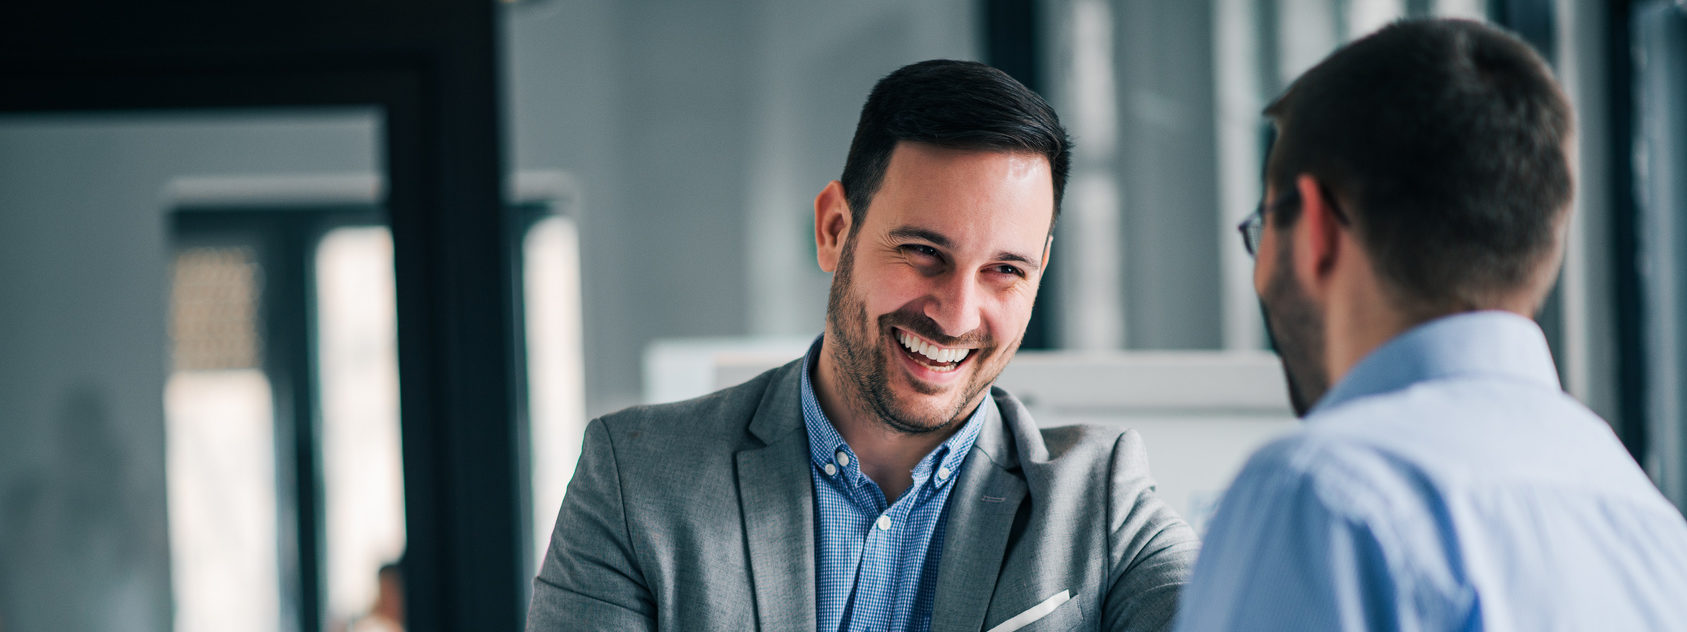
[798,336,986,632]
[1176,311,1687,631]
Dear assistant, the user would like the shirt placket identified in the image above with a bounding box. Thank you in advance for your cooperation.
[847,485,919,632]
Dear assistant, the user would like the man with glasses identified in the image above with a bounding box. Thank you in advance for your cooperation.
[1177,19,1687,631]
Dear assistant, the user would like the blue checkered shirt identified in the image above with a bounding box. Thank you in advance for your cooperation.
[799,337,987,632]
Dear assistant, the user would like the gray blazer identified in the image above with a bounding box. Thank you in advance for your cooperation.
[528,359,1198,631]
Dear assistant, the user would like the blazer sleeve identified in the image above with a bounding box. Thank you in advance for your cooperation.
[1102,429,1202,632]
[527,417,657,631]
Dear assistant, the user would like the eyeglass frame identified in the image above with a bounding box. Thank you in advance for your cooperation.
[1236,184,1349,258]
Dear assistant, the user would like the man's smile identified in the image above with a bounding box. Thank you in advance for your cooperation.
[892,327,977,375]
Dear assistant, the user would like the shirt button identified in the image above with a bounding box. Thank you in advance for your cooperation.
[823,463,837,476]
[836,451,850,467]
[937,466,951,481]
[876,515,892,531]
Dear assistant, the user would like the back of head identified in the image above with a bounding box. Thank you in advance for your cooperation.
[1265,19,1574,316]
[840,59,1072,229]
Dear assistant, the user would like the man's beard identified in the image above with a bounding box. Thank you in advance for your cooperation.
[824,237,1007,434]
[1261,241,1330,417]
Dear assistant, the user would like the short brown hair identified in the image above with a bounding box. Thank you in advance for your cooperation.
[841,60,1072,230]
[1265,19,1574,314]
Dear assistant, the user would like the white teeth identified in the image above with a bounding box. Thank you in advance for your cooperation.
[897,330,970,365]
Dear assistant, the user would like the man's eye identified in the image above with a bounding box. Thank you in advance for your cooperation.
[902,244,940,259]
[992,264,1025,277]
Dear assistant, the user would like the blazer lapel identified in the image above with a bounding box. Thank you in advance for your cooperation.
[931,391,1029,632]
[735,360,818,630]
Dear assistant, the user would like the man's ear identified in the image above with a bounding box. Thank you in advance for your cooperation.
[1290,174,1342,298]
[814,180,853,273]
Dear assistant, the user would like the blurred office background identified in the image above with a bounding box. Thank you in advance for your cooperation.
[1,0,1684,630]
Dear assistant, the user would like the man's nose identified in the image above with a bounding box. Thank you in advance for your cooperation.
[923,272,982,336]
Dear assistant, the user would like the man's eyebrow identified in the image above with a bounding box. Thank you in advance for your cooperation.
[889,226,951,248]
[996,251,1041,270]
[888,226,1042,270]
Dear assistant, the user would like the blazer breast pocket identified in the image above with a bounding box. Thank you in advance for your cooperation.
[985,590,1083,632]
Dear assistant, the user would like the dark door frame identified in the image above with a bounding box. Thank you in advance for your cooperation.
[2,2,528,630]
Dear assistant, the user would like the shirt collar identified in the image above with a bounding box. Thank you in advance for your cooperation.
[1313,310,1562,415]
[798,335,987,492]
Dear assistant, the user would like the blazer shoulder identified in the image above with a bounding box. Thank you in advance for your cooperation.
[1030,422,1165,498]
[991,387,1130,467]
[1036,423,1133,464]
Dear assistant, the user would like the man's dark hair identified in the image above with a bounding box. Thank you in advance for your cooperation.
[840,59,1072,230]
[1264,19,1574,315]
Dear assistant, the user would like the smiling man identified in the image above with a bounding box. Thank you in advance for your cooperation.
[527,60,1199,632]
